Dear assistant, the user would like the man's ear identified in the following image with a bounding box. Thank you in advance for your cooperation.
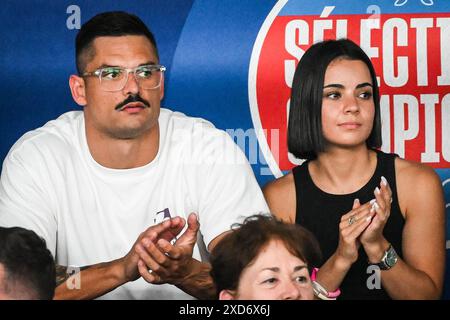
[69,75,87,106]
[219,290,236,300]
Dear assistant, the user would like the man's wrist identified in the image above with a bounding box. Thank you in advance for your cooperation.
[175,258,202,286]
[113,257,134,285]
[176,259,216,299]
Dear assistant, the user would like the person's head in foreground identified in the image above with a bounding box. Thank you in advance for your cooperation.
[0,227,56,300]
[210,214,322,300]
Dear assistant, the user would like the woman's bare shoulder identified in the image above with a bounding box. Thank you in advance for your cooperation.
[395,157,444,216]
[395,157,441,186]
[263,173,296,223]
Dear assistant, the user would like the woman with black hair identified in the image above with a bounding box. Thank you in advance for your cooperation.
[263,39,445,300]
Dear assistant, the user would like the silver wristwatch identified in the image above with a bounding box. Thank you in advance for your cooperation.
[371,244,398,270]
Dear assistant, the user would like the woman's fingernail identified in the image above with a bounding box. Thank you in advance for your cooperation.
[375,187,380,195]
[372,202,379,210]
[381,176,388,186]
[366,215,372,222]
[370,199,376,205]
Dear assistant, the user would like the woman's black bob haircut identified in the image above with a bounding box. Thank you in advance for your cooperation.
[287,39,382,160]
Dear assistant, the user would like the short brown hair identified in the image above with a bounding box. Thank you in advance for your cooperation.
[210,215,322,296]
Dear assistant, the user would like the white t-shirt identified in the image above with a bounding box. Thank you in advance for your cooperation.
[0,109,269,299]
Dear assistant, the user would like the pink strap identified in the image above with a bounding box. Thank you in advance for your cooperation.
[311,268,341,298]
[311,267,319,281]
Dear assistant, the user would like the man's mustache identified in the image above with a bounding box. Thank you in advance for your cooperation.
[115,94,150,111]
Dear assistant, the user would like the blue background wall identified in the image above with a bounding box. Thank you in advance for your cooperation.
[1,0,449,298]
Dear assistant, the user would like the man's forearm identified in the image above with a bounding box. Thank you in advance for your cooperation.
[54,258,127,300]
[176,260,217,300]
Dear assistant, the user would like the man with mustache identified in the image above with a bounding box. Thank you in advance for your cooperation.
[0,11,268,300]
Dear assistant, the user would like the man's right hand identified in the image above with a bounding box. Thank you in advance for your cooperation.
[136,212,200,285]
[120,216,187,283]
[135,213,218,299]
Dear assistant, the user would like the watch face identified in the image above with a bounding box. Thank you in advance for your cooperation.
[386,247,398,267]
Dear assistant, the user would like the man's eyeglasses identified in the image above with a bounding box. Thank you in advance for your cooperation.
[82,64,166,92]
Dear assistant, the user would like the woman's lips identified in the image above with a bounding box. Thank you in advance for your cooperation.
[338,122,361,129]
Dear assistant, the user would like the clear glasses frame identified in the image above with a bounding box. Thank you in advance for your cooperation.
[82,64,166,92]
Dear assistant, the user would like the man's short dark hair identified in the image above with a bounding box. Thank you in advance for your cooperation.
[288,38,382,160]
[209,215,322,296]
[76,11,159,74]
[0,227,56,300]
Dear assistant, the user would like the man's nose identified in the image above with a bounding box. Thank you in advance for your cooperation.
[122,71,140,95]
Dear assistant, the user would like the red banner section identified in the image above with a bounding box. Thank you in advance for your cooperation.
[256,13,450,170]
